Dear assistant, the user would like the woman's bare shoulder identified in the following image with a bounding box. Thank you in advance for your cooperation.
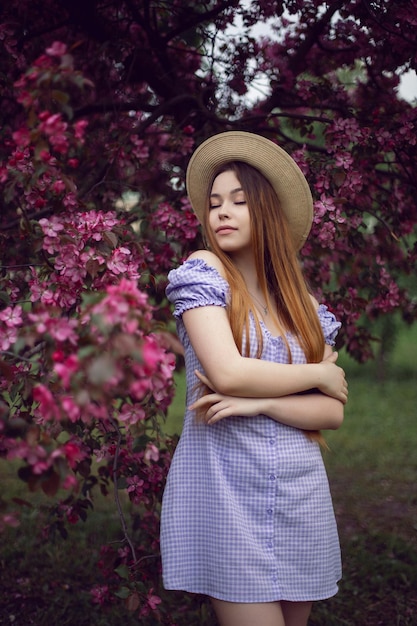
[187,250,227,278]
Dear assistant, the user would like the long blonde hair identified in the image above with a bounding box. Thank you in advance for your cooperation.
[202,161,326,444]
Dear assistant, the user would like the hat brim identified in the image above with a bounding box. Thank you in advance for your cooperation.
[186,131,313,250]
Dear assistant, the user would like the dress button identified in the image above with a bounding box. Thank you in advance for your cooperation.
[269,474,276,481]
[267,508,273,515]
[266,541,273,549]
[269,438,275,445]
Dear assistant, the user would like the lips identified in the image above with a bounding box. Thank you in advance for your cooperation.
[216,226,237,234]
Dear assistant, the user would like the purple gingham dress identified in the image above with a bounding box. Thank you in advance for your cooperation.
[160,258,342,602]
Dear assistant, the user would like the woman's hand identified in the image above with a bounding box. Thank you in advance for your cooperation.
[190,391,263,425]
[189,370,261,424]
[317,352,348,404]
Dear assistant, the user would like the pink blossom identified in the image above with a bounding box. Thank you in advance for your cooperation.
[91,294,129,326]
[75,210,118,237]
[142,335,161,372]
[90,584,110,606]
[146,589,162,610]
[129,377,151,400]
[130,135,149,160]
[94,444,114,463]
[62,505,79,524]
[38,150,57,164]
[344,170,363,193]
[38,112,69,154]
[375,129,394,148]
[126,475,146,504]
[48,317,78,344]
[62,474,79,490]
[107,247,131,274]
[144,443,159,463]
[33,384,60,421]
[118,404,146,425]
[0,326,18,350]
[28,310,49,333]
[335,152,353,169]
[327,117,362,147]
[150,200,199,242]
[12,128,31,148]
[40,288,57,305]
[29,311,77,343]
[62,441,86,468]
[8,147,32,172]
[313,173,331,194]
[106,278,148,304]
[15,89,34,107]
[23,444,50,475]
[126,475,145,494]
[53,354,79,388]
[399,121,416,145]
[314,195,336,221]
[0,305,23,328]
[38,216,65,238]
[0,513,20,532]
[63,192,78,209]
[290,147,310,176]
[0,165,8,183]
[45,41,67,57]
[61,396,81,423]
[74,120,88,142]
[51,179,66,194]
[314,221,337,249]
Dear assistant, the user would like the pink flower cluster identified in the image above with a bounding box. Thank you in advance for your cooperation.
[30,210,141,308]
[1,271,175,516]
[22,279,175,429]
[0,305,23,350]
[150,199,199,243]
[3,433,86,492]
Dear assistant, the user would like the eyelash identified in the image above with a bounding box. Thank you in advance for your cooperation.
[209,200,246,209]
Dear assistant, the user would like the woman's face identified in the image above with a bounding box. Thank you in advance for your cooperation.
[208,170,252,256]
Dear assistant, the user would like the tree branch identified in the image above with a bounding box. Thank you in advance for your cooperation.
[109,416,138,566]
[361,0,417,46]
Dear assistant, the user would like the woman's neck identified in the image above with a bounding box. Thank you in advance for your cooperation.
[229,252,260,293]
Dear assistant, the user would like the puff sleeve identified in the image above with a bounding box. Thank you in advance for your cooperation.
[166,258,229,319]
[317,304,341,346]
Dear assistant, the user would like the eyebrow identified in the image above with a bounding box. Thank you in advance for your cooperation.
[210,187,244,198]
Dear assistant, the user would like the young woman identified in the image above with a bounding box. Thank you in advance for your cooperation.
[160,131,348,626]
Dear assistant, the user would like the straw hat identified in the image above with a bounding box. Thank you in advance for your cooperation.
[186,130,313,250]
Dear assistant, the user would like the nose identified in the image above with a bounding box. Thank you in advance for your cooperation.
[218,203,230,219]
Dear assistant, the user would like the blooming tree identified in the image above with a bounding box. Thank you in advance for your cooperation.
[0,0,416,622]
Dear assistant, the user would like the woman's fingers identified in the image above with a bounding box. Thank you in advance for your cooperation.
[189,392,221,411]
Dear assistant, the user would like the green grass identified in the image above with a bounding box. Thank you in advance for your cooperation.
[165,370,187,435]
[313,322,417,625]
[1,321,416,625]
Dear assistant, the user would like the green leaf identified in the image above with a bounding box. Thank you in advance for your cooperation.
[114,564,130,580]
[51,90,70,105]
[114,586,131,599]
[0,291,10,305]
